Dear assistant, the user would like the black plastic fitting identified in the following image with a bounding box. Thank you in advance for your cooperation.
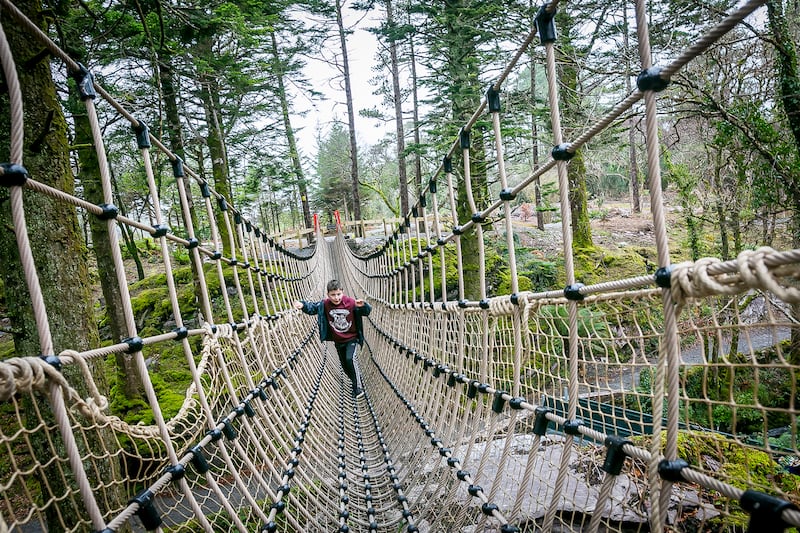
[0,163,28,187]
[499,188,516,201]
[563,419,583,436]
[655,266,672,288]
[740,490,797,533]
[165,463,185,483]
[123,336,144,354]
[443,156,453,173]
[551,143,575,161]
[189,445,209,474]
[459,128,471,150]
[151,224,169,238]
[535,4,557,44]
[171,157,184,178]
[129,489,162,530]
[636,66,670,93]
[657,458,688,482]
[95,203,118,220]
[40,354,62,372]
[492,391,507,413]
[533,407,553,436]
[602,435,632,476]
[133,122,151,149]
[564,283,585,301]
[70,63,97,100]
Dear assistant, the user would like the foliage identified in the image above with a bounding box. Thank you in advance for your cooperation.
[681,341,797,435]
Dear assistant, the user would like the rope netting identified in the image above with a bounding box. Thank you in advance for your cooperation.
[1,0,800,532]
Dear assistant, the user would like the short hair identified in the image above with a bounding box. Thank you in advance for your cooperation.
[326,279,342,292]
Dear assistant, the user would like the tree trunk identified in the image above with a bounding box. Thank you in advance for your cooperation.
[440,0,489,300]
[623,3,641,213]
[409,30,423,199]
[0,1,123,527]
[385,0,409,217]
[766,0,800,364]
[70,87,145,401]
[335,0,362,225]
[555,8,593,251]
[270,32,313,232]
[527,8,545,231]
[200,75,233,251]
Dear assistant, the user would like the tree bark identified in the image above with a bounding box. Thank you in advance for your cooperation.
[335,0,362,225]
[270,32,313,232]
[0,0,124,527]
[385,0,409,217]
[556,7,593,251]
[70,87,145,401]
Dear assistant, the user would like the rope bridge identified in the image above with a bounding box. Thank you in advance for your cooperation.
[1,0,799,531]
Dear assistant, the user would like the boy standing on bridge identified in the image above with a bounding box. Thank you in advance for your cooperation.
[293,280,371,398]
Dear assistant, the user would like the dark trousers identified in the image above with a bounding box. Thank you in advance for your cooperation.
[335,340,361,391]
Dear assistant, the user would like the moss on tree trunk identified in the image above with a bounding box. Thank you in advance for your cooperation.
[0,1,125,528]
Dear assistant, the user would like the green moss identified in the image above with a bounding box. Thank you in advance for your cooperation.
[574,247,651,285]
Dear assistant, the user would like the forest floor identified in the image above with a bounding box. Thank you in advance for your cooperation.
[508,196,679,259]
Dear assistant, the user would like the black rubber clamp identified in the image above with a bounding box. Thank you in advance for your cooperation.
[172,326,188,340]
[657,458,688,482]
[133,121,151,149]
[535,4,557,44]
[655,266,672,288]
[443,156,453,173]
[70,63,97,100]
[95,203,118,220]
[123,336,144,354]
[171,157,184,178]
[206,428,223,443]
[636,66,670,93]
[533,407,553,436]
[40,354,62,372]
[551,143,574,161]
[481,502,499,516]
[471,213,486,224]
[509,397,526,410]
[222,419,237,440]
[563,419,583,436]
[0,163,28,187]
[129,489,162,530]
[564,283,585,301]
[602,435,632,476]
[499,188,516,201]
[429,179,437,193]
[492,391,507,413]
[460,128,471,149]
[185,238,199,249]
[740,490,798,533]
[189,445,210,474]
[151,224,169,238]
[486,85,501,113]
[200,182,211,198]
[165,463,185,483]
[452,226,463,236]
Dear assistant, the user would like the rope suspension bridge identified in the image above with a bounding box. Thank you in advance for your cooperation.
[1,0,799,531]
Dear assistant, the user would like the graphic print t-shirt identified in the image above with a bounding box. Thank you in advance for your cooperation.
[324,296,358,343]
